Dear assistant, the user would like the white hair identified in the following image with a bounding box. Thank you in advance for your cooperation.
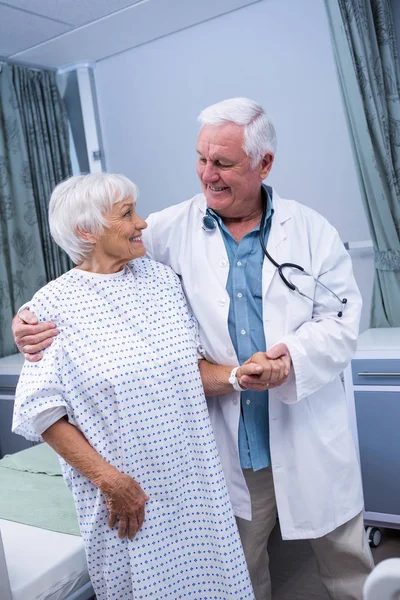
[49,172,139,265]
[197,97,277,168]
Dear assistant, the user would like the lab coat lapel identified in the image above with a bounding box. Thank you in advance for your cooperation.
[262,191,291,300]
[194,196,230,291]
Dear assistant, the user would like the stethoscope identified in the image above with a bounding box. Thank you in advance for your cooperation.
[202,194,347,318]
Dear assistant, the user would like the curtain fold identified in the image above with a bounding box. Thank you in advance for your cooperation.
[12,65,73,281]
[0,63,72,357]
[325,0,400,327]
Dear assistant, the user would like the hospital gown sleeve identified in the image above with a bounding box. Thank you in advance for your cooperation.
[32,406,68,435]
[12,283,70,442]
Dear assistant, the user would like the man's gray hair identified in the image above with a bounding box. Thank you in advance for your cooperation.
[49,172,139,265]
[197,97,277,168]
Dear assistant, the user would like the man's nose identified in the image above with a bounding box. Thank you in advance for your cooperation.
[202,162,219,182]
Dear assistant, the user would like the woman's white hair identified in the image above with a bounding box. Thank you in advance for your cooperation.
[197,97,277,168]
[49,172,139,265]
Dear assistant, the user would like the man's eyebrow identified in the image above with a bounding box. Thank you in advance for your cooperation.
[196,149,233,162]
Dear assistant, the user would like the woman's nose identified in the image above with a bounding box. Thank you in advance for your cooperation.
[135,216,147,230]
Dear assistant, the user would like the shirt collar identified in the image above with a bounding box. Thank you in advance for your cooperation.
[207,184,273,233]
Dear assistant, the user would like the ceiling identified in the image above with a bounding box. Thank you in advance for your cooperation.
[0,0,262,69]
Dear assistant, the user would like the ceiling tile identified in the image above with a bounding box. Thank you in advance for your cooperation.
[0,0,143,26]
[12,0,262,68]
[0,3,72,56]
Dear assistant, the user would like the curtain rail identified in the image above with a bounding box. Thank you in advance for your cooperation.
[0,56,57,72]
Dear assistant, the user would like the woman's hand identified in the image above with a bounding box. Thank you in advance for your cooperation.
[100,472,150,540]
[42,419,150,541]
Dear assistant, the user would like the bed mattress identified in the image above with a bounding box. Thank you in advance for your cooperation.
[0,518,90,600]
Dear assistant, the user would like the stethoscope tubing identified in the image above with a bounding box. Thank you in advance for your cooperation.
[202,197,347,317]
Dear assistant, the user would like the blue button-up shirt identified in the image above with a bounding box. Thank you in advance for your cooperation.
[208,186,273,471]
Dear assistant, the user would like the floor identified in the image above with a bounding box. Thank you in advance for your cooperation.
[269,524,400,599]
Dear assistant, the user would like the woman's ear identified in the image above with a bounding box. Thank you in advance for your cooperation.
[76,226,97,244]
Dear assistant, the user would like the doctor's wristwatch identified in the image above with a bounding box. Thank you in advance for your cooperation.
[229,367,246,392]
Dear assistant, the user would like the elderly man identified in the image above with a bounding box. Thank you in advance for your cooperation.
[13,98,373,600]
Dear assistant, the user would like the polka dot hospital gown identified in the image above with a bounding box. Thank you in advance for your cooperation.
[13,258,255,600]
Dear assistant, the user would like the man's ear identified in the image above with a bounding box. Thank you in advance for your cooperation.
[259,152,274,180]
[76,226,97,244]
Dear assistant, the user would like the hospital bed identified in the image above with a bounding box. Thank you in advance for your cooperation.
[0,353,94,598]
[0,442,94,600]
[0,521,93,600]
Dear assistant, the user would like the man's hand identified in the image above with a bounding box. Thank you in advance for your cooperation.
[264,343,292,389]
[12,309,58,361]
[237,344,292,390]
[100,472,150,540]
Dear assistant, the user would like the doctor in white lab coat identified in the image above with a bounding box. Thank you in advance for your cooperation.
[13,98,374,600]
[143,98,374,600]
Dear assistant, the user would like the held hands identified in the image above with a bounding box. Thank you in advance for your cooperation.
[12,309,58,361]
[100,471,150,540]
[237,343,292,391]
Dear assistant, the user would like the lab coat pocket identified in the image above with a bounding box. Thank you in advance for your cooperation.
[307,382,348,445]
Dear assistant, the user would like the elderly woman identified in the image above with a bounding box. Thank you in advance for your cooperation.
[12,173,257,600]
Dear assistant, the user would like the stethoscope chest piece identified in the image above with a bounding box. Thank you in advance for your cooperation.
[202,215,217,232]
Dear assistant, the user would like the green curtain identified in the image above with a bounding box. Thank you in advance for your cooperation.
[0,63,72,357]
[325,0,400,327]
[12,65,73,281]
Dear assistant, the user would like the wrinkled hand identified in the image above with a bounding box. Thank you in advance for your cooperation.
[237,344,292,391]
[101,472,150,540]
[12,309,58,361]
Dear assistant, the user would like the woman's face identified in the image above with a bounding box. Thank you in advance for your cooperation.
[95,196,147,266]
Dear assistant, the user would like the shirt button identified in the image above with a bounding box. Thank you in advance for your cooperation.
[237,292,243,299]
[220,259,228,267]
[236,261,242,267]
[218,299,226,306]
[227,349,234,356]
[241,329,246,335]
[246,398,251,405]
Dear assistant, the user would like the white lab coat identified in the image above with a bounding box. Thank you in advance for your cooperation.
[144,188,364,540]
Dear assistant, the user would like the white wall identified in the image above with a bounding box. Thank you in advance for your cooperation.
[95,0,374,331]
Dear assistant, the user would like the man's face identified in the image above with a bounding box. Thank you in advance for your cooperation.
[196,122,273,218]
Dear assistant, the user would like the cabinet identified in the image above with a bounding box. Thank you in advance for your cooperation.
[0,353,32,458]
[344,328,400,530]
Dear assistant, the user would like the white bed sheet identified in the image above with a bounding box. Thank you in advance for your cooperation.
[0,519,90,600]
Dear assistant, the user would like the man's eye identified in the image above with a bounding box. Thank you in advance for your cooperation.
[124,210,131,217]
[199,158,206,164]
[216,161,232,168]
